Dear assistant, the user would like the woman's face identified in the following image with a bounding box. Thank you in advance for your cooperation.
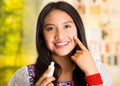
[43,9,77,57]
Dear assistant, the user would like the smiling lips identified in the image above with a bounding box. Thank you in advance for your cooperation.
[55,41,69,48]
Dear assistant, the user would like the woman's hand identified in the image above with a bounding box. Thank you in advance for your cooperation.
[71,37,99,76]
[35,68,55,86]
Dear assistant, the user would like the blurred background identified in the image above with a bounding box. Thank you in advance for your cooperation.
[0,0,120,86]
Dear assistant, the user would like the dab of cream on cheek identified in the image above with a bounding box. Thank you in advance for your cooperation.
[47,61,55,77]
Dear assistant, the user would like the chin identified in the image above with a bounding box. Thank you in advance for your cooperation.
[56,51,72,57]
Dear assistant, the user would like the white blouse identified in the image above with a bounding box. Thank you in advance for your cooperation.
[8,60,112,86]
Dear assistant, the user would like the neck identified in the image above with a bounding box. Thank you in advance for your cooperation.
[52,54,73,69]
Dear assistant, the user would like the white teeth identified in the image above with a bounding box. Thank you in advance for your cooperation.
[56,42,68,46]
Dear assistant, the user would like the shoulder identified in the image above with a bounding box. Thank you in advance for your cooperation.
[95,60,112,86]
[8,65,35,86]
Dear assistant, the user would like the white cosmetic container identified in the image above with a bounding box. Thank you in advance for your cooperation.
[47,61,55,77]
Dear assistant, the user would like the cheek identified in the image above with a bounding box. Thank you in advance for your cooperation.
[44,35,51,45]
[69,29,77,38]
[69,29,77,44]
[44,34,54,48]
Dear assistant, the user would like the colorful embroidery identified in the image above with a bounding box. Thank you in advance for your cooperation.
[57,81,73,86]
[27,65,75,86]
[27,64,35,86]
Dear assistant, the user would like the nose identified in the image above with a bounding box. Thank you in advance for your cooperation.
[54,29,64,40]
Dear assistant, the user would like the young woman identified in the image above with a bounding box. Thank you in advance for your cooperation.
[8,1,112,86]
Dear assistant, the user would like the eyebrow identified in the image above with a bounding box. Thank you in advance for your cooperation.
[44,20,74,28]
[62,21,74,24]
[44,24,54,28]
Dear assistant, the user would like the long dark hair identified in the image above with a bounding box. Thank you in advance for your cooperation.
[34,1,88,86]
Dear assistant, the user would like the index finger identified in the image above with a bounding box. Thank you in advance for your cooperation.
[38,68,51,82]
[74,36,87,51]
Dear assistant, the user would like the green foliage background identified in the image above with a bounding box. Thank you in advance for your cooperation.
[0,0,24,85]
[0,0,24,56]
[0,0,38,85]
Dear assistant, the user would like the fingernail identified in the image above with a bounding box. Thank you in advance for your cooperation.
[74,36,77,39]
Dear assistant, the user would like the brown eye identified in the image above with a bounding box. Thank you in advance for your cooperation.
[64,25,71,29]
[46,27,55,31]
